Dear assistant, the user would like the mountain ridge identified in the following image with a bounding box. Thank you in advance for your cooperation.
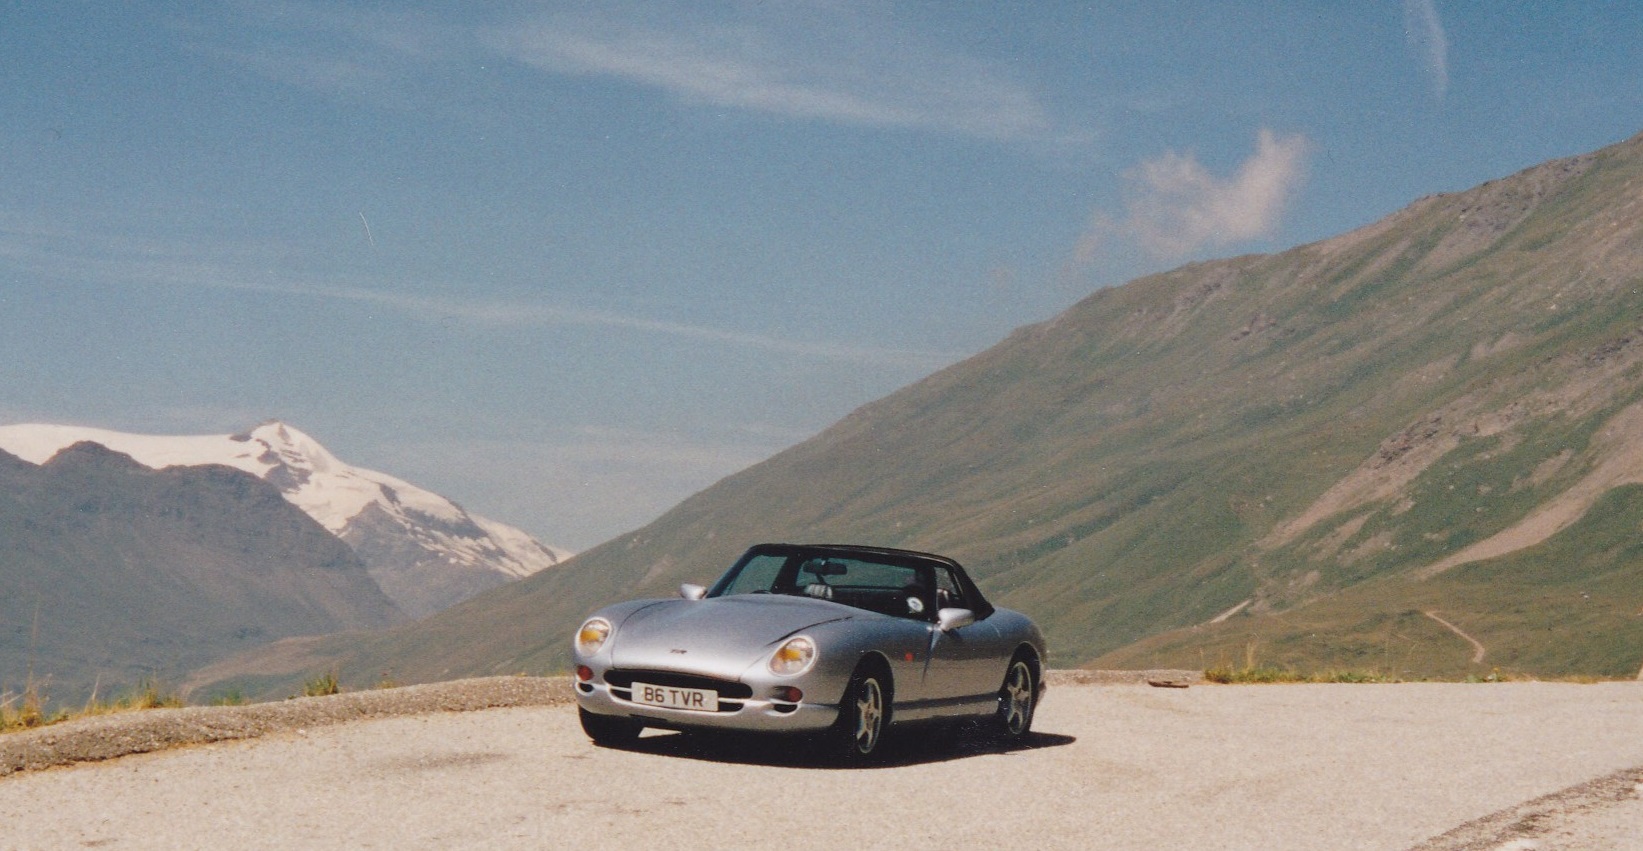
[194,130,1643,694]
[0,441,403,703]
[0,421,572,617]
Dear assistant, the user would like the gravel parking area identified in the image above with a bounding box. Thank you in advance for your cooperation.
[0,670,1170,777]
[1,676,1640,849]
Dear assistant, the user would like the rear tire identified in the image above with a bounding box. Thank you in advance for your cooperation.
[996,656,1037,740]
[829,666,890,764]
[579,707,642,746]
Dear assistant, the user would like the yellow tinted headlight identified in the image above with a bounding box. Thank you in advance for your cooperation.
[575,618,612,655]
[769,636,816,676]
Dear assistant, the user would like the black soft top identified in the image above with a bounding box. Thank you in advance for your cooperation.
[739,542,995,619]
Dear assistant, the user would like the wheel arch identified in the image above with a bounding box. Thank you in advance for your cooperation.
[1010,643,1044,695]
[853,650,895,699]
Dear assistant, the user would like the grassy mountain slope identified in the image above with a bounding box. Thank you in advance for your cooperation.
[200,131,1643,696]
[0,443,402,705]
[1098,483,1643,679]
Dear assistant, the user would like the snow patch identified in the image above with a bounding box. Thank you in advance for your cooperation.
[0,421,571,584]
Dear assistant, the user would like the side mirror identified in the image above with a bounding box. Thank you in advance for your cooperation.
[680,583,706,600]
[937,608,975,632]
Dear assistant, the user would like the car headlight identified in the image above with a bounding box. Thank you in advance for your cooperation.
[576,617,612,655]
[769,636,817,676]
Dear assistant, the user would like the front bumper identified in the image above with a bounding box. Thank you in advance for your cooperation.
[575,673,841,733]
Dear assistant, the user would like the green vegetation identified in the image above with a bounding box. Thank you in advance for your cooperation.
[192,132,1643,697]
[1106,482,1643,680]
[1203,666,1401,685]
[301,670,341,698]
[1199,642,1402,684]
[210,688,249,707]
[99,679,184,713]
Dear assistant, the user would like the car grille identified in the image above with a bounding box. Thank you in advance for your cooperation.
[603,669,753,712]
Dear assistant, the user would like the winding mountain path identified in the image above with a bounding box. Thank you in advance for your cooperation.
[1208,598,1253,625]
[1424,610,1487,664]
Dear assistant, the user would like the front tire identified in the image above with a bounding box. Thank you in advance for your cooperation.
[996,657,1037,740]
[579,707,642,747]
[830,667,889,763]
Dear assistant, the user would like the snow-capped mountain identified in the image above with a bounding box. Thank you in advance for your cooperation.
[0,440,405,704]
[0,421,572,617]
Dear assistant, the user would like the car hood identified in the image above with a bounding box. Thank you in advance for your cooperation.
[609,595,853,677]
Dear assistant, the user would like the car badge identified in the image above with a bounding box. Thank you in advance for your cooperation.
[670,648,688,654]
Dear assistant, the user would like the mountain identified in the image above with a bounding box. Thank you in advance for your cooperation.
[195,130,1643,695]
[0,442,402,704]
[0,422,572,617]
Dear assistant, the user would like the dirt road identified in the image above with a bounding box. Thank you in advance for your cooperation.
[2,681,1640,849]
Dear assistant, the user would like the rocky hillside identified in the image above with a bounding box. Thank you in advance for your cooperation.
[198,130,1643,694]
[0,443,403,704]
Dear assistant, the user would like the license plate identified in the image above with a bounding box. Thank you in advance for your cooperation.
[630,682,718,712]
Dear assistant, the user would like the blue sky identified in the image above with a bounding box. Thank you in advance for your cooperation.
[3,2,1640,550]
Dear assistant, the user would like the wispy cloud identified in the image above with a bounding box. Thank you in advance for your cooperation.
[201,44,404,105]
[0,219,959,371]
[180,1,466,107]
[1072,128,1310,266]
[1403,0,1449,101]
[485,3,1072,146]
[204,276,960,368]
[188,2,1080,146]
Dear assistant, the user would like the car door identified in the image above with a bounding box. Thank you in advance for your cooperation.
[921,565,1008,714]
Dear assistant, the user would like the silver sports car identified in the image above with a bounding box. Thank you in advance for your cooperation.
[572,543,1046,762]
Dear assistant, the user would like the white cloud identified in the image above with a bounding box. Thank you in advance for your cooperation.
[1073,128,1311,265]
[1403,0,1449,101]
[482,3,1070,145]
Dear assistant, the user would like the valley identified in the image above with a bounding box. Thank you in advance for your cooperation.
[191,131,1643,697]
[9,132,1643,703]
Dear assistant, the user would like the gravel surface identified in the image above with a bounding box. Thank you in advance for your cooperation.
[0,670,1166,778]
[1410,763,1643,850]
[1,677,1640,849]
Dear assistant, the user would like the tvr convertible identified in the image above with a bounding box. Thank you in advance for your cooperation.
[573,543,1046,762]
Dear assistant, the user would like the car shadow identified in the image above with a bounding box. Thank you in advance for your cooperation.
[595,725,1077,769]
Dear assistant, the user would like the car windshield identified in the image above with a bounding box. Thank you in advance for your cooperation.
[709,550,935,620]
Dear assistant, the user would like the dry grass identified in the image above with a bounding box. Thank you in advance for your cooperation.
[1203,665,1401,684]
[301,670,341,698]
[1202,642,1402,684]
[0,685,62,732]
[0,679,183,735]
